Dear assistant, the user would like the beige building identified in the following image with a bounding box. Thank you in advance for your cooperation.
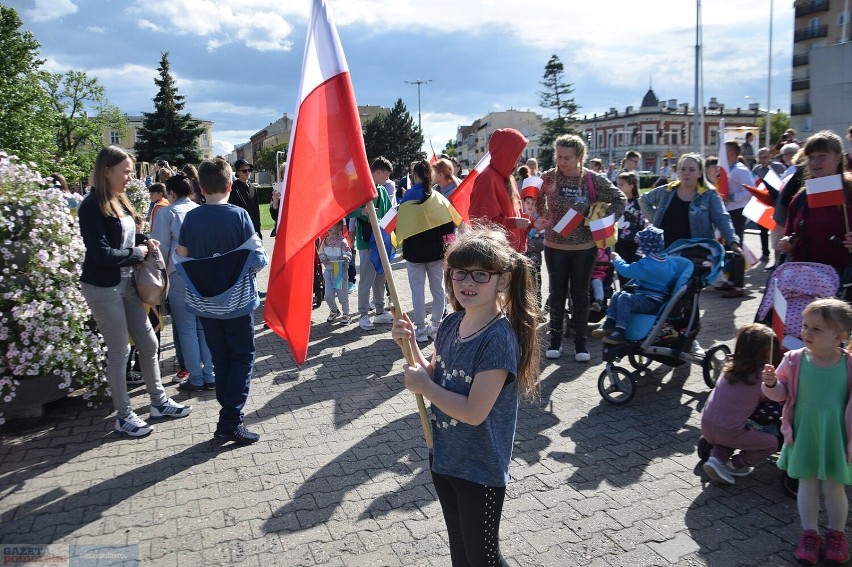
[790,0,851,135]
[103,115,214,162]
[455,110,546,169]
[582,89,761,172]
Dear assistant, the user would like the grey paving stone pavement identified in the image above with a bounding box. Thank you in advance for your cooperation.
[0,231,845,566]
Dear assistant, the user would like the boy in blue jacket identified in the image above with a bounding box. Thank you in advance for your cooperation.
[594,226,693,344]
[175,158,269,445]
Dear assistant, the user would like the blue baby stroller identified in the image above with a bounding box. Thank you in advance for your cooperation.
[597,238,731,406]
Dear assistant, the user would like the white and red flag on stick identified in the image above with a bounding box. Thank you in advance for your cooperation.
[553,208,584,237]
[806,174,845,208]
[379,206,397,234]
[743,197,777,230]
[446,152,490,224]
[264,0,377,364]
[589,214,616,243]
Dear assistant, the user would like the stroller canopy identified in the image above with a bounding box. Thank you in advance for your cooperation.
[663,238,727,286]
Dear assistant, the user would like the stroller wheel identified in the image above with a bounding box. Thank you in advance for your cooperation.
[628,354,652,371]
[701,344,731,389]
[597,365,636,406]
[696,436,712,461]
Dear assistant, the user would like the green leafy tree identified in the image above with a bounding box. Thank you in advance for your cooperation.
[255,142,288,180]
[135,52,204,165]
[537,54,579,170]
[441,138,458,158]
[363,98,424,177]
[0,5,56,173]
[42,70,126,183]
[756,111,791,149]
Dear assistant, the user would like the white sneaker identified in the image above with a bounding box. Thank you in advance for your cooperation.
[326,310,340,323]
[150,398,192,419]
[373,311,394,324]
[359,315,375,331]
[427,323,439,340]
[545,337,562,359]
[690,340,705,356]
[703,456,735,485]
[415,328,429,343]
[725,460,754,477]
[115,412,153,437]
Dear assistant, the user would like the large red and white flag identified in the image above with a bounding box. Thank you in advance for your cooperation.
[553,208,584,237]
[716,118,729,199]
[520,176,543,200]
[743,196,777,230]
[447,152,490,223]
[264,0,377,364]
[589,214,616,243]
[806,174,845,208]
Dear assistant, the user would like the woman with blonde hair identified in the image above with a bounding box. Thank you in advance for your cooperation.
[78,146,191,437]
[433,157,461,198]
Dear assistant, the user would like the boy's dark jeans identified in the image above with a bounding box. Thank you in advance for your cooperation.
[200,313,256,433]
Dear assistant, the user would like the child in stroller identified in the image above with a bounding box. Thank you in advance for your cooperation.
[596,237,730,405]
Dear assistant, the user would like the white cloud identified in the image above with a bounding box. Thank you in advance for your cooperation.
[21,0,77,23]
[86,25,105,33]
[138,19,163,32]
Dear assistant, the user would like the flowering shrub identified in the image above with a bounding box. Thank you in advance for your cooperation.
[0,152,107,424]
[125,178,149,231]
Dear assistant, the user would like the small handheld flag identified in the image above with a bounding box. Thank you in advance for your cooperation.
[553,208,584,237]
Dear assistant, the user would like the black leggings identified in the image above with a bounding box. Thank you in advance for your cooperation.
[544,246,597,340]
[432,470,509,567]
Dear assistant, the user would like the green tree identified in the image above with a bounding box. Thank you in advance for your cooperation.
[756,111,791,149]
[363,99,424,177]
[42,70,126,183]
[0,5,56,174]
[255,142,288,180]
[441,138,458,158]
[135,52,204,165]
[537,54,579,170]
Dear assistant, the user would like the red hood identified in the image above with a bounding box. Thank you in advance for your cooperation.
[488,128,528,178]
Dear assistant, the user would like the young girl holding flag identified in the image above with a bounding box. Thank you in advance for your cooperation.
[762,298,852,564]
[391,227,539,566]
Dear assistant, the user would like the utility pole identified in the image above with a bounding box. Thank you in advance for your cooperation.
[405,79,432,132]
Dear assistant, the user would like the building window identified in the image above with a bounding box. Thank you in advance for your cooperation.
[644,130,655,145]
[135,131,143,144]
[808,17,821,31]
[202,131,209,146]
[109,131,120,145]
[839,11,850,26]
[709,129,718,145]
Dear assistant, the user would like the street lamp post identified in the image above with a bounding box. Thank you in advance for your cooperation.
[405,79,432,133]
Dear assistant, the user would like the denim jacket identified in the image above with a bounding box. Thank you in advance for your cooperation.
[638,181,739,245]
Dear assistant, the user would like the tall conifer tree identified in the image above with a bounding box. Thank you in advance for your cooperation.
[135,52,203,165]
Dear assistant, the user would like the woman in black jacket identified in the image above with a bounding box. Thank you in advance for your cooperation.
[78,146,191,437]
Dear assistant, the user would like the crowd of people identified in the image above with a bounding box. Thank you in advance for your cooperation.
[69,122,852,565]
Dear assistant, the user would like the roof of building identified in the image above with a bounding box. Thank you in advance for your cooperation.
[641,88,659,109]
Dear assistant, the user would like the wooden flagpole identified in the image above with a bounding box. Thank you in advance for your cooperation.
[365,201,433,448]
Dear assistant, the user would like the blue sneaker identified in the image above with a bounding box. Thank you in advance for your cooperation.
[602,329,628,344]
[214,424,260,445]
[348,282,356,293]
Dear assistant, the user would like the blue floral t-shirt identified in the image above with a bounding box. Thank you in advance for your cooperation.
[429,310,519,487]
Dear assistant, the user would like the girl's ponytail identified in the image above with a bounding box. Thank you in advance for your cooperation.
[505,251,540,401]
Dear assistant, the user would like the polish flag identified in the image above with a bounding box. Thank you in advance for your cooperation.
[447,152,490,223]
[761,168,783,193]
[772,280,805,351]
[743,197,777,230]
[429,140,438,165]
[806,174,845,208]
[589,214,616,243]
[520,176,543,200]
[379,206,397,234]
[553,208,584,237]
[716,118,729,199]
[264,0,378,364]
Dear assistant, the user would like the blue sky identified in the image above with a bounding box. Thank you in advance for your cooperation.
[17,0,794,157]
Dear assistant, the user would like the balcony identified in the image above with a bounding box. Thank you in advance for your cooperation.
[792,53,810,66]
[791,78,811,91]
[795,25,828,42]
[791,102,812,115]
[795,0,829,17]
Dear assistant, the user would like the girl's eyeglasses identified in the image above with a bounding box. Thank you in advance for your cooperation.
[450,269,501,283]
